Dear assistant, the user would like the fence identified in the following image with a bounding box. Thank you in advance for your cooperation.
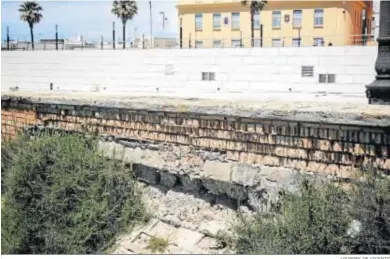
[1,34,377,51]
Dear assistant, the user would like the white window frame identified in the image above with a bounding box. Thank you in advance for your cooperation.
[195,13,203,30]
[272,38,281,47]
[253,39,261,47]
[231,39,241,48]
[293,10,302,28]
[292,38,300,47]
[314,9,324,27]
[231,12,240,30]
[313,37,324,46]
[213,40,222,48]
[213,13,221,30]
[272,11,281,28]
[195,40,203,48]
[254,11,260,29]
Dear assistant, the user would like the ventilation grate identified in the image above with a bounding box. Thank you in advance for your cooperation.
[319,74,327,83]
[319,74,336,83]
[327,74,336,83]
[301,66,314,77]
[201,72,216,81]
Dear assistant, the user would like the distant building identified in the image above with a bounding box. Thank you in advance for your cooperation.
[40,39,65,44]
[177,0,374,48]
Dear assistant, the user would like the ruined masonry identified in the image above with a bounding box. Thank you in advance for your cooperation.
[2,92,390,253]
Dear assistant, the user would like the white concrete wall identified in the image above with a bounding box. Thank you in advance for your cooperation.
[1,46,377,97]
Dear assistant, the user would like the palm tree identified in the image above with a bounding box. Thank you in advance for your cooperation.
[18,1,43,51]
[112,0,138,49]
[241,0,267,47]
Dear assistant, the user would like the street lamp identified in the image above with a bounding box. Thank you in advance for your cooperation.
[160,11,167,29]
[366,1,390,105]
[149,1,153,48]
[179,14,183,48]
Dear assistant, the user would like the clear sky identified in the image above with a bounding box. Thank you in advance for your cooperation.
[1,0,178,42]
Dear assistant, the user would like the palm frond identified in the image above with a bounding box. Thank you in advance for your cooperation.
[111,0,138,24]
[241,0,267,12]
[18,1,43,26]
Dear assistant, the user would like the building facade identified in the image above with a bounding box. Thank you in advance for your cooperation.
[177,0,374,48]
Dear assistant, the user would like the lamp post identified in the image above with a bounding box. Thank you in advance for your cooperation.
[179,15,183,48]
[366,1,390,105]
[160,11,167,29]
[149,0,153,48]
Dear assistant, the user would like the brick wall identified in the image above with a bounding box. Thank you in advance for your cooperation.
[2,95,389,178]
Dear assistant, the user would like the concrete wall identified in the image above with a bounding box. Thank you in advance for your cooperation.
[1,46,377,96]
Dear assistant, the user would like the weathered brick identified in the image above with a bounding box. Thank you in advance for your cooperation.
[317,139,332,151]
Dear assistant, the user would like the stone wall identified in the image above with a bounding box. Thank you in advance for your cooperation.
[1,46,376,96]
[2,93,390,210]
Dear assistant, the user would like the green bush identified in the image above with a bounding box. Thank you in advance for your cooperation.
[231,173,390,254]
[1,133,147,254]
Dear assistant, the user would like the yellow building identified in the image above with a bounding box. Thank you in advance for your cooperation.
[176,0,374,48]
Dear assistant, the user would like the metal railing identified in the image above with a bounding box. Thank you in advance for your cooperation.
[2,34,377,51]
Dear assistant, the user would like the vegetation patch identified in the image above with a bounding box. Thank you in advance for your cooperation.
[146,236,169,253]
[228,170,390,254]
[1,132,147,254]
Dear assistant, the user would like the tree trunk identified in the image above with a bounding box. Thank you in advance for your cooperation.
[122,22,126,49]
[250,11,254,48]
[29,24,34,51]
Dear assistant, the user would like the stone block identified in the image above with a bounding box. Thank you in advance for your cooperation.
[202,178,230,196]
[160,171,178,188]
[202,160,231,182]
[231,163,262,187]
[226,183,248,201]
[133,164,160,185]
[179,174,202,193]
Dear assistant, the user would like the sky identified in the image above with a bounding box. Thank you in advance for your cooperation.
[1,0,178,42]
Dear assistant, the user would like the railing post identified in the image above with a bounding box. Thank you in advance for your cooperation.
[112,22,116,49]
[260,24,263,48]
[6,26,10,50]
[55,24,58,51]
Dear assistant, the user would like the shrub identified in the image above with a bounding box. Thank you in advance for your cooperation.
[1,133,147,254]
[230,172,390,254]
[232,179,351,254]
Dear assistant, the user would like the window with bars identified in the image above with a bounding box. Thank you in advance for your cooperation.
[272,11,281,28]
[272,38,281,47]
[213,13,221,30]
[213,40,222,48]
[313,37,324,46]
[292,38,300,47]
[314,9,324,27]
[195,13,203,30]
[232,13,240,30]
[231,39,241,48]
[293,10,302,28]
